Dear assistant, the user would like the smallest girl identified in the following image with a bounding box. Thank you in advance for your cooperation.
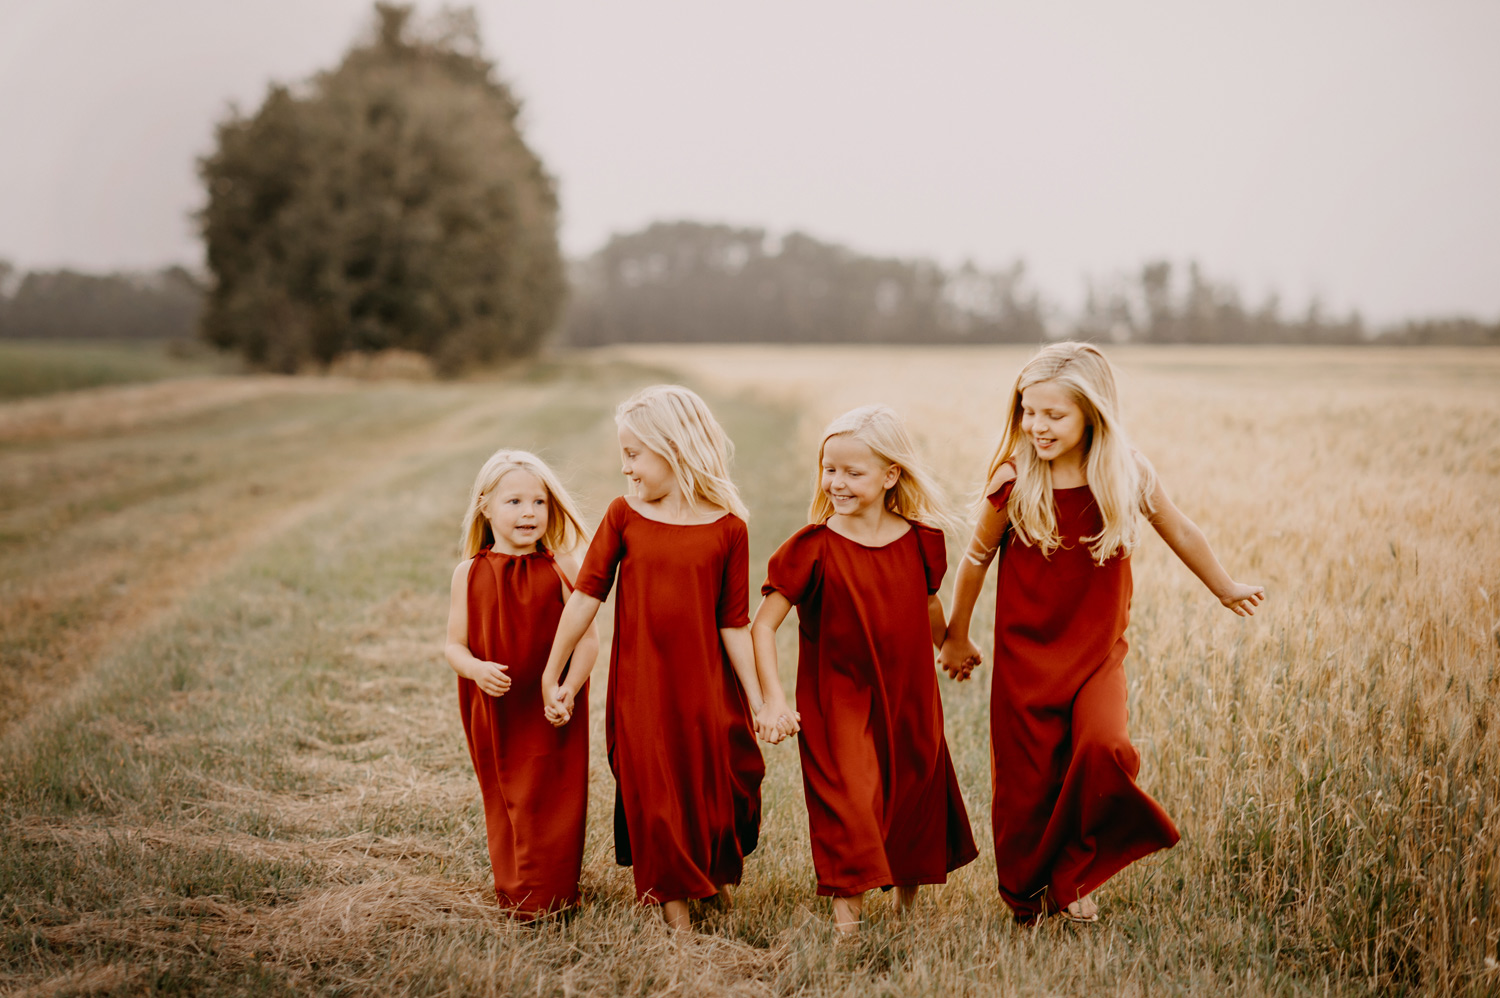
[753,405,978,932]
[443,448,598,919]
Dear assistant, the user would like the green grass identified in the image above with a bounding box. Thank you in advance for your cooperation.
[0,339,232,400]
[0,350,1495,996]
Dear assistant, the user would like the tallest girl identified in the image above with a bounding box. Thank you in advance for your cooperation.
[941,342,1263,923]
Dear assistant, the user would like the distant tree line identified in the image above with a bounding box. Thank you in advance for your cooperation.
[562,222,1499,348]
[562,221,1046,347]
[1375,316,1500,346]
[1074,260,1370,345]
[0,261,201,340]
[4,225,1496,350]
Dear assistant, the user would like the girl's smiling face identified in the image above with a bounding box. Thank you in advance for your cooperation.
[1020,381,1088,463]
[618,424,677,502]
[483,469,550,555]
[820,434,899,519]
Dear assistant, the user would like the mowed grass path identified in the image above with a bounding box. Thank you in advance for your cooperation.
[1,348,1497,996]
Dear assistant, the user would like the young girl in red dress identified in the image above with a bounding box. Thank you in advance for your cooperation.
[443,449,597,919]
[940,342,1264,923]
[752,404,978,932]
[540,385,778,931]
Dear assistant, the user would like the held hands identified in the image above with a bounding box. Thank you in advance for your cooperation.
[938,635,983,682]
[755,697,801,745]
[469,660,511,697]
[544,685,577,727]
[1218,582,1267,617]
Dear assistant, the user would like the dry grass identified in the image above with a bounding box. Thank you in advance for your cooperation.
[0,346,1495,996]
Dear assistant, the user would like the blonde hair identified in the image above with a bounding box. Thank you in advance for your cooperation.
[616,385,748,520]
[810,404,955,531]
[460,449,588,559]
[982,341,1156,564]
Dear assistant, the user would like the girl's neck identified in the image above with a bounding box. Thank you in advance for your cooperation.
[826,505,908,546]
[488,538,540,557]
[1045,448,1087,489]
[628,488,724,525]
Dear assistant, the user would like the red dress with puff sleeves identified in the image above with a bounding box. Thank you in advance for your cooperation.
[987,479,1179,921]
[763,521,977,896]
[460,548,588,918]
[573,497,764,904]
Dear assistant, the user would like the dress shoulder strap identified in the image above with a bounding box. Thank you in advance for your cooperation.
[545,551,575,597]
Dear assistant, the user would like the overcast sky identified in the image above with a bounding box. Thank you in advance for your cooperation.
[1,0,1497,323]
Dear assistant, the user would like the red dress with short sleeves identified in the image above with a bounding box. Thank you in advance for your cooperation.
[574,496,764,904]
[763,521,977,896]
[460,547,588,918]
[987,479,1179,921]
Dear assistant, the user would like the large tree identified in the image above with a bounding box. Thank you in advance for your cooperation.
[198,4,564,373]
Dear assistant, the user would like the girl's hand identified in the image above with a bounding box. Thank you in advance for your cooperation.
[756,697,800,744]
[753,706,781,744]
[938,636,982,681]
[544,685,576,727]
[470,660,511,697]
[1218,583,1266,617]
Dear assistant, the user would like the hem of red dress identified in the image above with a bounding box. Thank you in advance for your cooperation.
[1054,831,1180,911]
[636,881,737,906]
[998,831,1179,920]
[816,871,952,898]
[496,892,581,921]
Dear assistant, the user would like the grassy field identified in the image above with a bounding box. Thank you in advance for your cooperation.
[0,340,234,401]
[0,345,1496,996]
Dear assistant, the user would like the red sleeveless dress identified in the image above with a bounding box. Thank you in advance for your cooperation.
[763,521,977,896]
[574,497,763,904]
[988,479,1179,921]
[460,547,588,917]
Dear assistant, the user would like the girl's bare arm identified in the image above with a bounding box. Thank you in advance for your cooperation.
[553,553,600,697]
[1145,479,1265,616]
[719,625,762,711]
[541,590,603,723]
[749,592,799,742]
[444,560,511,696]
[939,484,1010,679]
[927,596,947,649]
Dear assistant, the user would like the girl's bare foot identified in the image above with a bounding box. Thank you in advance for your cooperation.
[662,899,691,930]
[831,893,864,933]
[894,885,918,914]
[1062,894,1098,922]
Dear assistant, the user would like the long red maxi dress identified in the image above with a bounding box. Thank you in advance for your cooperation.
[573,497,764,904]
[763,522,978,896]
[459,547,589,918]
[988,478,1180,921]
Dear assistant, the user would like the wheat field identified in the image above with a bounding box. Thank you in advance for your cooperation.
[0,345,1496,996]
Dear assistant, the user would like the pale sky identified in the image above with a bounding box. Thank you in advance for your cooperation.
[1,0,1497,323]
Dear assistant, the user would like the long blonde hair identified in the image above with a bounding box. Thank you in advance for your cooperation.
[810,404,955,531]
[460,449,588,559]
[616,385,749,520]
[982,341,1155,564]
